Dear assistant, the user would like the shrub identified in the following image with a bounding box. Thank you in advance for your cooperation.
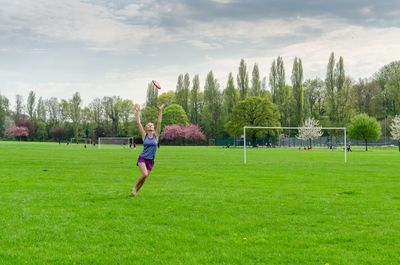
[6,126,29,140]
[162,124,206,145]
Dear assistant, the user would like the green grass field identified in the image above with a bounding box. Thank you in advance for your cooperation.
[1,141,400,265]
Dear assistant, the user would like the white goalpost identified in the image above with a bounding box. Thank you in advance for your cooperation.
[243,126,347,164]
[98,137,134,148]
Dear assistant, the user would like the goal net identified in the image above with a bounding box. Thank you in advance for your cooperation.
[98,137,134,148]
[69,138,92,144]
[243,126,347,163]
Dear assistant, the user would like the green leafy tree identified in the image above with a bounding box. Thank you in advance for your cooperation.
[291,57,304,126]
[276,57,286,94]
[348,113,381,151]
[189,74,200,124]
[181,73,190,114]
[271,56,292,127]
[325,52,337,123]
[250,63,262,96]
[45,97,61,128]
[0,95,10,137]
[27,91,36,121]
[225,96,280,147]
[141,105,158,126]
[35,120,47,141]
[237,59,249,100]
[175,74,188,112]
[276,85,293,127]
[88,98,104,128]
[223,72,238,118]
[162,104,189,128]
[374,60,400,117]
[269,59,278,103]
[14,94,25,122]
[158,91,176,107]
[102,96,120,136]
[304,78,325,119]
[351,78,381,116]
[203,71,223,139]
[325,52,351,125]
[69,92,82,138]
[119,99,134,136]
[335,56,351,124]
[385,62,400,115]
[81,107,94,139]
[36,97,46,122]
[59,99,69,124]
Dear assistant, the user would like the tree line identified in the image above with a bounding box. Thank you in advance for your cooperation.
[0,52,399,144]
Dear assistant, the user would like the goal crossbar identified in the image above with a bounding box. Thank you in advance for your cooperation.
[243,126,347,163]
[98,137,134,148]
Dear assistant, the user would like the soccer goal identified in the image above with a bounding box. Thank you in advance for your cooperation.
[98,137,134,148]
[69,138,92,145]
[243,126,347,163]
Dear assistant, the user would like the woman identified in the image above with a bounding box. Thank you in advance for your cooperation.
[131,103,165,196]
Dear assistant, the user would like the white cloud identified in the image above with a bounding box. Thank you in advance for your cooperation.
[211,0,234,3]
[115,3,142,18]
[360,7,372,16]
[0,0,173,51]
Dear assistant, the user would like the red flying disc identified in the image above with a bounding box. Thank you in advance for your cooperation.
[152,80,161,89]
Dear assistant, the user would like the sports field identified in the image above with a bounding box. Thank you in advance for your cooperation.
[1,141,399,265]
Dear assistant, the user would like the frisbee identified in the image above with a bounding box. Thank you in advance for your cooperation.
[152,80,161,89]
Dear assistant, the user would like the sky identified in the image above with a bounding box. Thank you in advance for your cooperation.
[0,0,400,106]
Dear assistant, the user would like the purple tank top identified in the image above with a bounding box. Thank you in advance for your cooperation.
[140,134,158,159]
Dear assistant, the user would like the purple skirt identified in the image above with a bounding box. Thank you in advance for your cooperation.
[137,156,155,171]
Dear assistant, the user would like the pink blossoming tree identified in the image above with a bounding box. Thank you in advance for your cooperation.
[6,126,29,140]
[162,124,206,145]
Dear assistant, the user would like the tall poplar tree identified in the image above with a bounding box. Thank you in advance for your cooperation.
[269,59,278,103]
[203,71,222,139]
[70,92,82,138]
[291,57,304,126]
[273,56,292,126]
[175,74,185,110]
[223,72,238,117]
[14,94,24,122]
[182,73,190,114]
[325,52,337,123]
[251,63,262,96]
[146,82,158,107]
[237,59,249,100]
[27,90,36,120]
[36,97,46,121]
[189,74,200,124]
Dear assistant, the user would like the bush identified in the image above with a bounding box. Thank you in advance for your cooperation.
[6,126,29,140]
[162,124,206,145]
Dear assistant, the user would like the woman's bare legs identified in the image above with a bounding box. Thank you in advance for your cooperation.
[131,162,150,196]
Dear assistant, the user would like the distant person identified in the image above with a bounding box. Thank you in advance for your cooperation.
[347,143,352,152]
[131,103,165,197]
